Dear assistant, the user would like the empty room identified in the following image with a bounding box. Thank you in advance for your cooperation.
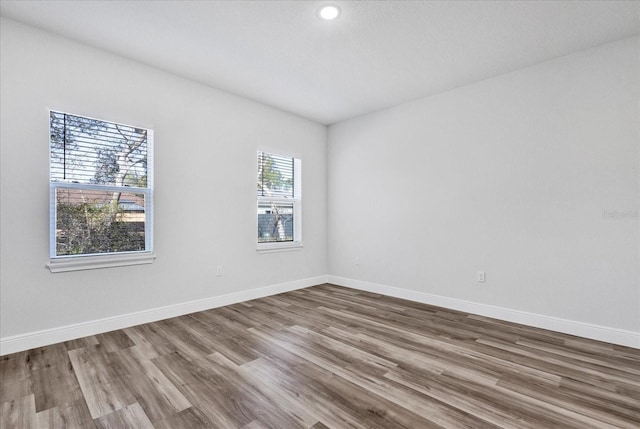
[1,0,639,428]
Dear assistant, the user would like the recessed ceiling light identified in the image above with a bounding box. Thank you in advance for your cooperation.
[318,5,340,20]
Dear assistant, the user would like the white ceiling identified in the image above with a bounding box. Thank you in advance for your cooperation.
[1,0,639,125]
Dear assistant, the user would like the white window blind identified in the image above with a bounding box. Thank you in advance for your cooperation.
[49,111,154,261]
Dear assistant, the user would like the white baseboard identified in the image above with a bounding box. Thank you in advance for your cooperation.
[328,275,640,349]
[0,275,327,356]
[3,274,637,354]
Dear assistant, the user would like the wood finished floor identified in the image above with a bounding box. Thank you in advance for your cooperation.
[1,284,639,429]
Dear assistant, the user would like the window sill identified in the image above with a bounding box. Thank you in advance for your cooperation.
[256,242,303,254]
[46,252,156,273]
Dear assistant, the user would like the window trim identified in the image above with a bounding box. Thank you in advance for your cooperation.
[47,111,154,272]
[256,152,302,252]
[46,252,156,273]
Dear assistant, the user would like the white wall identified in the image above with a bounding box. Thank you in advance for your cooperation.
[2,17,638,353]
[0,18,327,352]
[328,37,640,344]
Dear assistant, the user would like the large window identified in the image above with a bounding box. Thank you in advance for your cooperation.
[48,111,154,271]
[257,151,301,251]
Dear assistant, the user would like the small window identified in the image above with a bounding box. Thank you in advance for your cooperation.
[48,111,154,271]
[257,151,301,251]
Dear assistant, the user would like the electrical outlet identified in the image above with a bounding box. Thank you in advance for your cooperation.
[477,271,486,282]
[355,257,360,266]
[216,266,223,277]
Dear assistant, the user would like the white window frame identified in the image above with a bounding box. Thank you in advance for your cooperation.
[256,151,302,253]
[46,111,155,272]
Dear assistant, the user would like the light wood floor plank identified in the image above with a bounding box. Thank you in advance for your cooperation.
[34,400,96,429]
[67,346,137,419]
[94,402,154,429]
[1,394,36,429]
[31,362,84,412]
[111,348,192,423]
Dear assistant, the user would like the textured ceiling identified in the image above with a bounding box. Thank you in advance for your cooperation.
[1,0,639,124]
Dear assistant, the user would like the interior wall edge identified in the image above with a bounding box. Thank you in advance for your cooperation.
[0,275,328,356]
[327,275,640,349]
